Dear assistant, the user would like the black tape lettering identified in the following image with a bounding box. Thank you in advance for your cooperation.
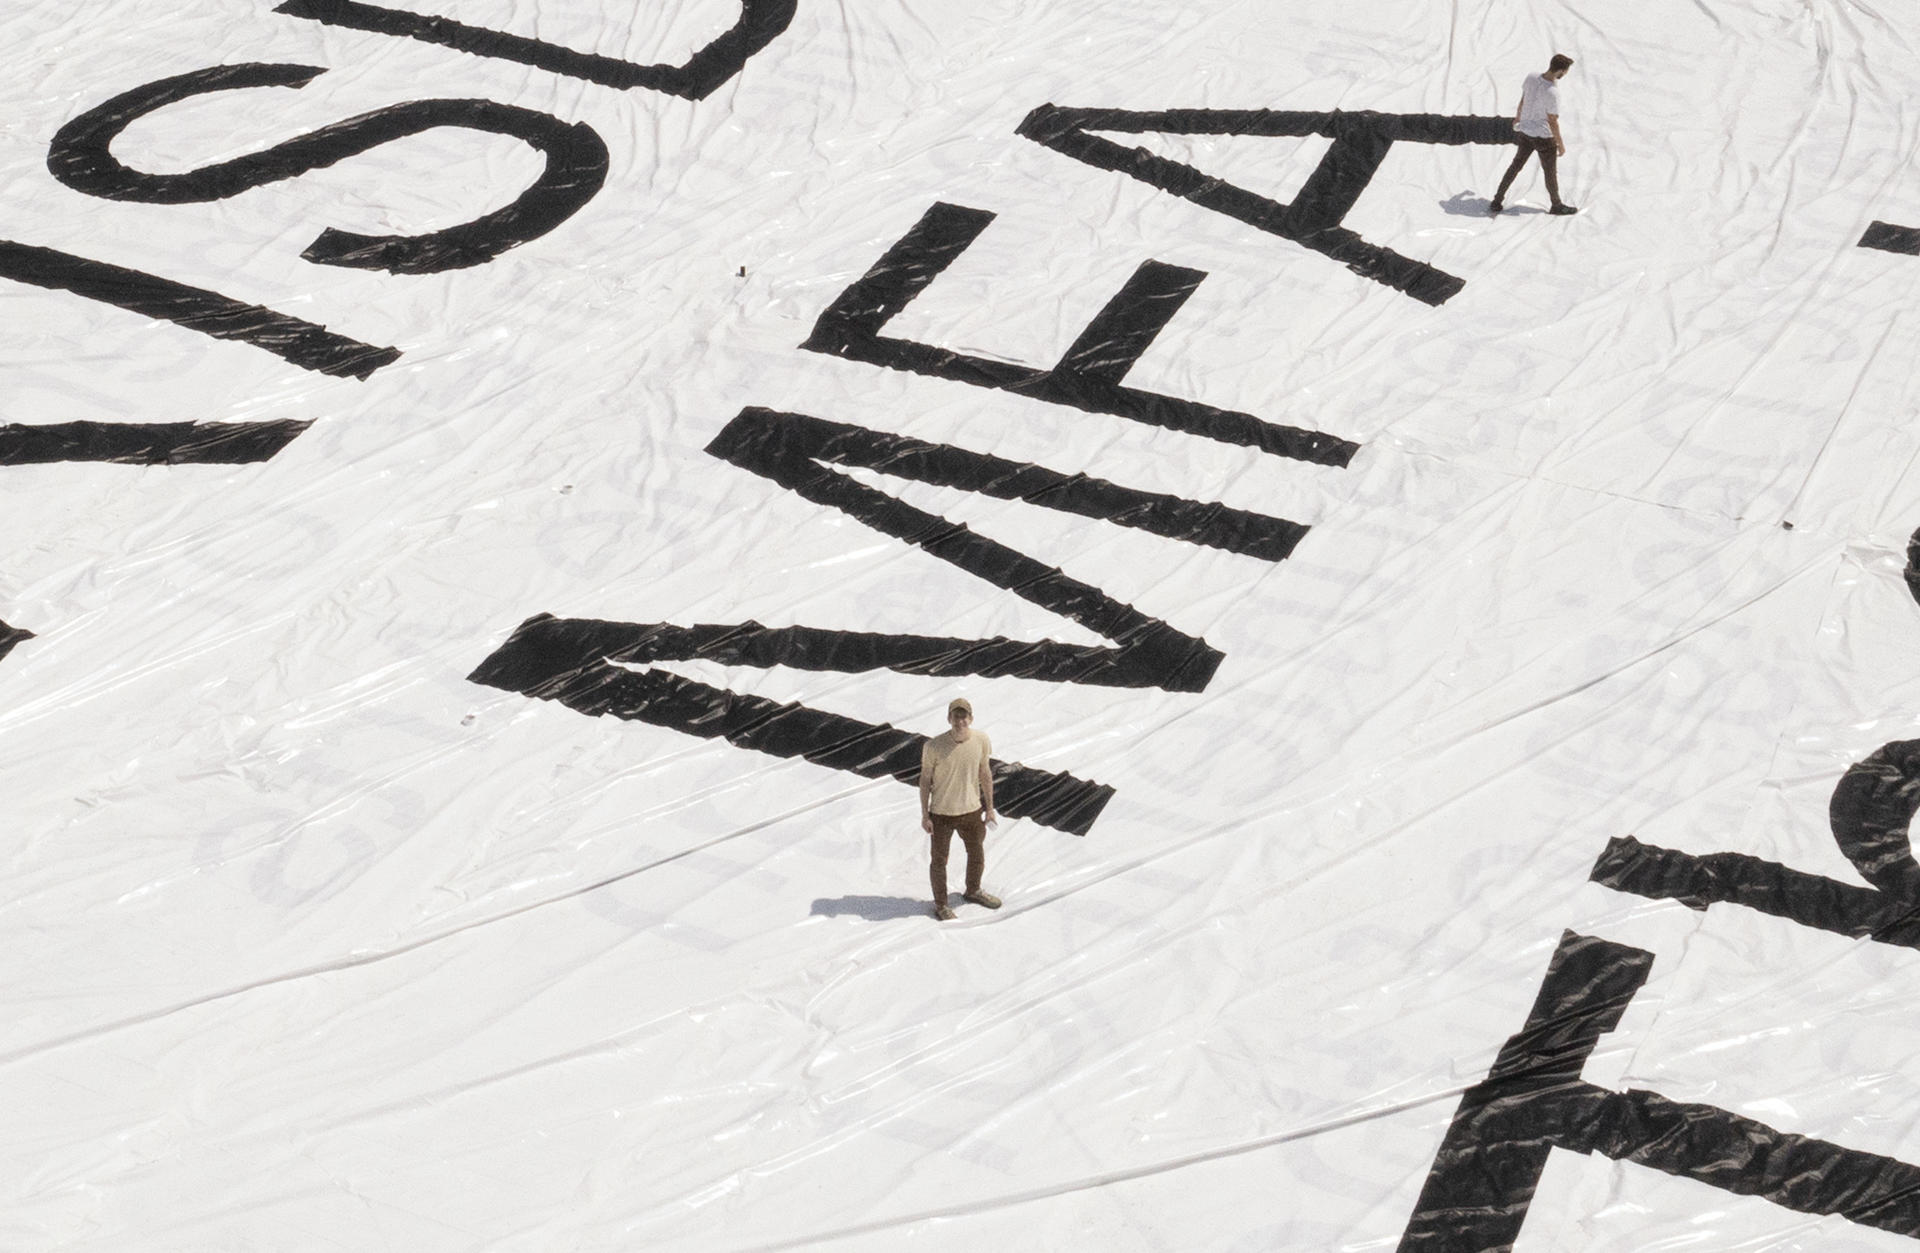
[0,621,33,666]
[1862,221,1920,257]
[0,420,310,466]
[707,406,1226,692]
[1591,739,1920,951]
[49,64,609,274]
[802,202,1357,466]
[272,0,795,100]
[1056,258,1200,385]
[0,239,399,379]
[462,405,1259,833]
[1401,931,1651,1250]
[1018,106,1518,306]
[468,615,1114,836]
[1905,524,1920,607]
[1400,930,1920,1249]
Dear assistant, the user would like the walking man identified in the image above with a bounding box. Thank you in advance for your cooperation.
[920,697,1000,921]
[1490,54,1577,216]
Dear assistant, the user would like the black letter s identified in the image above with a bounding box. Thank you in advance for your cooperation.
[47,64,609,274]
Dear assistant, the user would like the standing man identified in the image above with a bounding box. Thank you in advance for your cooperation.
[920,697,1001,921]
[1490,53,1578,216]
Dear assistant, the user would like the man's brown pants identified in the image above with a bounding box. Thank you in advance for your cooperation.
[1495,134,1562,206]
[929,811,986,906]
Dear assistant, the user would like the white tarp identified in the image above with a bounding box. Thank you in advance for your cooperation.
[7,0,1920,1248]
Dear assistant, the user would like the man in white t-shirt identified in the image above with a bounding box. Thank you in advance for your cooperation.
[1490,54,1577,216]
[919,696,1000,921]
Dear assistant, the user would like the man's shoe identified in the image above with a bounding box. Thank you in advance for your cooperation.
[1549,203,1579,215]
[1488,199,1503,215]
[963,891,1003,909]
[934,903,957,921]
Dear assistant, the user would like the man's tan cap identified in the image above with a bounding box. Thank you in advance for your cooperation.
[948,697,972,716]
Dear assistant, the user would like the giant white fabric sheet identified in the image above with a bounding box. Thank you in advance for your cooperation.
[5,0,1920,1248]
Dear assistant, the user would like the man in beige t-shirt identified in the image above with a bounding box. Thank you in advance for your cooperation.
[919,697,1001,921]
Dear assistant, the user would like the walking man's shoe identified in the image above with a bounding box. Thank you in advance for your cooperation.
[1488,198,1503,215]
[1549,203,1579,215]
[934,903,958,921]
[963,891,1002,909]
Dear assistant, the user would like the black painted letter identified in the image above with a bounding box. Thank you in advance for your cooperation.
[1400,930,1920,1249]
[1592,738,1920,952]
[1862,221,1920,257]
[0,621,33,667]
[0,239,399,379]
[802,203,1356,465]
[0,420,310,466]
[463,403,1297,837]
[49,64,609,274]
[468,615,1114,836]
[1019,106,1519,306]
[273,0,795,100]
[706,406,1230,692]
